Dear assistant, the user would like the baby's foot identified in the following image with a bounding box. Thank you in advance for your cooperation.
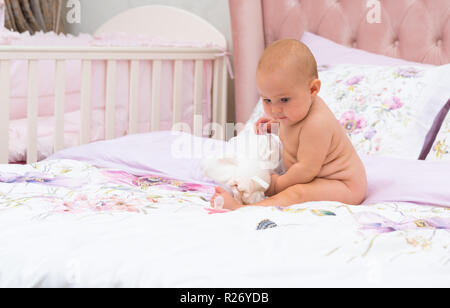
[211,186,243,211]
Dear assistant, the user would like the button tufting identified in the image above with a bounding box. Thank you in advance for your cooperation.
[436,39,442,47]
[393,40,399,47]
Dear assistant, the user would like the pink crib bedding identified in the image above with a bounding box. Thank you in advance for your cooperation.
[2,30,217,162]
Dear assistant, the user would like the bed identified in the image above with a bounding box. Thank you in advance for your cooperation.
[0,1,450,288]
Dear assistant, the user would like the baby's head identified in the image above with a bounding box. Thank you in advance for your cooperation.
[256,39,321,124]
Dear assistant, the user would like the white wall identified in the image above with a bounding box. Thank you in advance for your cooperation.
[64,0,232,48]
[63,0,235,121]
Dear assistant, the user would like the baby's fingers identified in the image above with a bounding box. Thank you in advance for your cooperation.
[254,117,271,134]
[254,121,263,134]
[261,122,273,134]
[255,123,265,135]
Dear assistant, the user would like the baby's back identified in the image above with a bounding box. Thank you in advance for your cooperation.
[280,97,366,190]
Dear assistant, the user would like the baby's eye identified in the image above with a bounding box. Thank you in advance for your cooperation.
[280,98,290,103]
[263,99,271,104]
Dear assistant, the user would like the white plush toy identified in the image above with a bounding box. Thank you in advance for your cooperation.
[201,130,282,205]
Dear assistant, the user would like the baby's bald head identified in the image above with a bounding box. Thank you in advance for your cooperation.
[257,39,318,84]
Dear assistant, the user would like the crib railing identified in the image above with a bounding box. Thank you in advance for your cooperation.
[0,46,228,164]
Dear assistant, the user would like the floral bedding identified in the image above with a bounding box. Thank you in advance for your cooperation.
[0,159,449,287]
[427,106,450,161]
[244,64,450,160]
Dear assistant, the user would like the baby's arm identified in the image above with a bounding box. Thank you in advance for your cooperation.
[265,174,280,197]
[274,119,332,193]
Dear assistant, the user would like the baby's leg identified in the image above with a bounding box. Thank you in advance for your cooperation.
[253,178,364,207]
[211,178,364,211]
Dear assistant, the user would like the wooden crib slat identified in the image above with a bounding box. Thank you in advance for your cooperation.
[220,58,228,127]
[172,60,183,127]
[54,60,66,153]
[128,60,140,134]
[80,60,92,145]
[193,60,204,137]
[27,60,39,164]
[105,60,116,140]
[151,60,162,132]
[0,60,10,164]
[211,58,221,139]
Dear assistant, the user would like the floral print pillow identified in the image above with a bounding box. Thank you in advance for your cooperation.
[244,64,448,159]
[427,112,450,161]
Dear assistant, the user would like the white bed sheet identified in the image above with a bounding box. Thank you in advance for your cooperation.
[0,159,449,287]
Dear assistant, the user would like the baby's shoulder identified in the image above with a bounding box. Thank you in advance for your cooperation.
[301,98,336,134]
[305,98,332,124]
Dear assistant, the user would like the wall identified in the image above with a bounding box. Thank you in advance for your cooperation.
[64,0,235,122]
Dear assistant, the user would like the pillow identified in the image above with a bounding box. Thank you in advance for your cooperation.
[426,100,450,161]
[244,64,450,159]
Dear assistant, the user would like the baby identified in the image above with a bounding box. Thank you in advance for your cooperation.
[211,39,367,210]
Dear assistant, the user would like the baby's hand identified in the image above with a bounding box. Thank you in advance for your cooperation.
[265,174,279,197]
[254,117,279,135]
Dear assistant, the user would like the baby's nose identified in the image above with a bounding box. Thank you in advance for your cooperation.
[271,105,282,113]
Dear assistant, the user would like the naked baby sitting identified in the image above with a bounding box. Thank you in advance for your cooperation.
[210,39,367,210]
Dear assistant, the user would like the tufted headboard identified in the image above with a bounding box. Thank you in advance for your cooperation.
[229,0,450,124]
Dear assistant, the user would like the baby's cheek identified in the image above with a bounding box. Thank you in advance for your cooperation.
[294,106,308,120]
[263,105,273,116]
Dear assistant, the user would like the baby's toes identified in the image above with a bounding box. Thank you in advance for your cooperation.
[215,186,226,194]
[210,193,219,207]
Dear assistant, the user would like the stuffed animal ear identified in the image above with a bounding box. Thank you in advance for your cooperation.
[251,176,270,191]
[229,176,269,205]
[229,180,244,204]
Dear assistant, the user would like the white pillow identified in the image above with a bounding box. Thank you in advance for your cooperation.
[244,64,450,159]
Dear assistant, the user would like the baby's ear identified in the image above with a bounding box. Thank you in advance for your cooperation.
[310,79,321,97]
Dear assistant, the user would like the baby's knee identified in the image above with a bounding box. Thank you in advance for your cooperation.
[284,184,305,202]
[347,181,367,205]
[350,187,366,205]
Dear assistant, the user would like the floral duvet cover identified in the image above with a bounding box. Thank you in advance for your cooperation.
[0,159,449,287]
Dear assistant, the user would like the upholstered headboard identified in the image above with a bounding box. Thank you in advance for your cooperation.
[229,0,450,123]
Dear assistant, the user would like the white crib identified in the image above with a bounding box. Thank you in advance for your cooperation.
[0,5,229,164]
